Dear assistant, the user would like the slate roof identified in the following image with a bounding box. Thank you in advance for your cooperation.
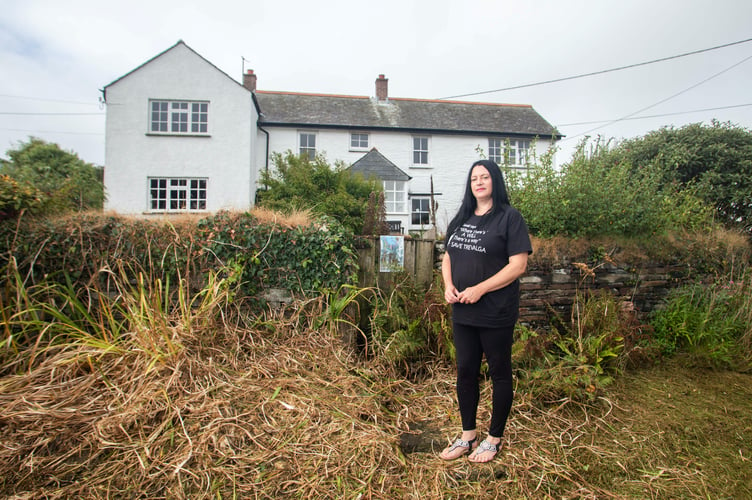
[255,91,560,139]
[349,148,411,181]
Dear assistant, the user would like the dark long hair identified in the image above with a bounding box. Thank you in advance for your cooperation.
[446,159,511,238]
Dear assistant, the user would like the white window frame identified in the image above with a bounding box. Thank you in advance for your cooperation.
[489,138,531,168]
[149,100,209,135]
[148,177,207,212]
[350,132,369,151]
[299,131,317,160]
[488,138,503,164]
[412,136,430,166]
[411,196,431,226]
[383,180,407,213]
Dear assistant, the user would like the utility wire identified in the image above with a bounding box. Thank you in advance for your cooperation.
[0,127,103,136]
[0,94,100,106]
[557,103,752,127]
[561,53,752,142]
[437,37,752,100]
[0,112,104,116]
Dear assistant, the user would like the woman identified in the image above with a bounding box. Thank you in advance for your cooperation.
[439,159,532,463]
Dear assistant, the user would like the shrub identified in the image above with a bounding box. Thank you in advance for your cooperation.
[650,271,752,371]
[257,151,380,234]
[514,289,655,402]
[505,138,715,238]
[366,273,453,377]
[0,211,358,312]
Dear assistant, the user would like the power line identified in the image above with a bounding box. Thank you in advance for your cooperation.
[562,53,752,142]
[437,37,752,100]
[0,127,103,136]
[0,112,104,116]
[0,94,100,106]
[557,103,752,127]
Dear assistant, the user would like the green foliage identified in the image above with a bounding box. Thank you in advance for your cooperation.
[609,121,752,230]
[0,260,235,372]
[0,175,44,219]
[198,211,358,298]
[0,138,104,215]
[514,290,653,402]
[0,211,358,311]
[257,151,380,234]
[506,139,714,238]
[650,271,752,371]
[367,273,453,376]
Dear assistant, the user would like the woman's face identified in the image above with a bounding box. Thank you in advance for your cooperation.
[470,165,493,202]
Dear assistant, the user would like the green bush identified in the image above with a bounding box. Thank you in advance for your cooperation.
[0,138,104,215]
[513,290,655,402]
[0,211,358,309]
[506,139,714,238]
[258,151,380,234]
[0,175,44,220]
[366,273,453,377]
[650,272,752,371]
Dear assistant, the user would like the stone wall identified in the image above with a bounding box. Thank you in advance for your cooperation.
[519,261,693,327]
[360,239,704,329]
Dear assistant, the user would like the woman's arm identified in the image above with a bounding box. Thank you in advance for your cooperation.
[442,252,460,304]
[456,252,528,304]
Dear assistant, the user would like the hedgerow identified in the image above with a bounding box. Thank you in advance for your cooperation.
[0,210,357,306]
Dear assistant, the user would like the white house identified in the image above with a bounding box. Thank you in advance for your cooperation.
[103,41,257,213]
[103,41,560,233]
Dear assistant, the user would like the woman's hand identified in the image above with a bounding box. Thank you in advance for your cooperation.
[457,284,486,304]
[444,284,460,304]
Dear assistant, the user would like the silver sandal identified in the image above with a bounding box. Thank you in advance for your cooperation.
[440,437,477,460]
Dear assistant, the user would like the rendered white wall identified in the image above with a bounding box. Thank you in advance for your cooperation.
[104,43,256,214]
[262,125,554,234]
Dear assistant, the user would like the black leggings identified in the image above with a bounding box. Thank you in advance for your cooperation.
[453,322,514,438]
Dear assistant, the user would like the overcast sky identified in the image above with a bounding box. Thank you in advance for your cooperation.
[2,0,751,168]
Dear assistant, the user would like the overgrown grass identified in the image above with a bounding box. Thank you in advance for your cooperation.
[0,270,752,499]
[2,263,751,498]
[651,270,752,371]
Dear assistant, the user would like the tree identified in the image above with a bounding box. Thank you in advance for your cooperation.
[0,138,105,216]
[608,121,752,230]
[257,151,381,233]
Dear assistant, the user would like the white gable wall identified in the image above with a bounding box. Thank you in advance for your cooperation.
[261,125,554,233]
[105,43,256,214]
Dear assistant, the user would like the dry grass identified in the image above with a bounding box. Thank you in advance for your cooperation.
[248,206,314,228]
[531,227,751,271]
[2,290,751,499]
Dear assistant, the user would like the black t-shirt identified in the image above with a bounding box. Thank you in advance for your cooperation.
[445,206,532,327]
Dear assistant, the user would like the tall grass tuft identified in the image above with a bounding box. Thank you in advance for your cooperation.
[651,269,752,371]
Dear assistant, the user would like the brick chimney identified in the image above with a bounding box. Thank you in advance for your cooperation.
[375,74,388,101]
[243,69,257,92]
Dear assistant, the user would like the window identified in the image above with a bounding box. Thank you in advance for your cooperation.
[350,132,369,150]
[383,180,406,213]
[488,138,503,164]
[413,136,429,165]
[150,100,209,134]
[411,197,431,225]
[191,102,208,133]
[299,132,317,159]
[488,138,531,167]
[149,177,207,211]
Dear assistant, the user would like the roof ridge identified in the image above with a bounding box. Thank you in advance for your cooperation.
[255,90,531,108]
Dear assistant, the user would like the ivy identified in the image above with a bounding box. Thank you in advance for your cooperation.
[0,211,358,306]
